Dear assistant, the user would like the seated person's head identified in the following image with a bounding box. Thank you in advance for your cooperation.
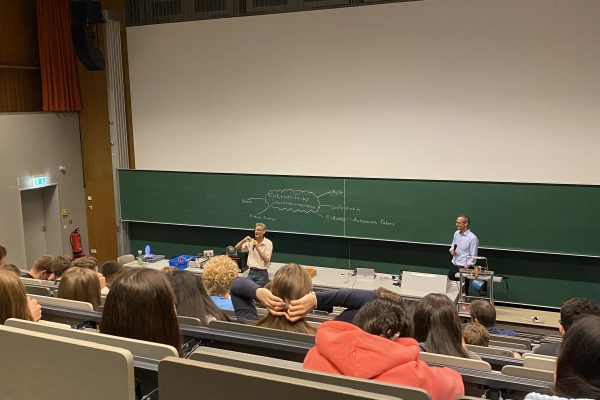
[353,296,413,339]
[49,255,71,281]
[257,263,315,334]
[413,293,469,358]
[0,264,22,277]
[100,268,181,355]
[99,261,125,286]
[57,267,102,309]
[202,255,238,297]
[0,270,34,323]
[71,256,99,271]
[469,299,496,328]
[462,322,490,347]
[559,297,600,336]
[163,269,227,324]
[553,315,600,399]
[28,255,54,280]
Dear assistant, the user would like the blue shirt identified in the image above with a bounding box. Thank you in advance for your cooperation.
[450,229,479,266]
[210,295,234,311]
[487,326,516,337]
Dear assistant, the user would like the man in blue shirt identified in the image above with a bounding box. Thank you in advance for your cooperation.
[448,214,479,295]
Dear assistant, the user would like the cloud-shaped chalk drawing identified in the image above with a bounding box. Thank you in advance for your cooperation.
[264,189,321,214]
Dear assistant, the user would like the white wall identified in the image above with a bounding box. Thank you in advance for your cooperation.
[127,0,600,185]
[0,113,88,268]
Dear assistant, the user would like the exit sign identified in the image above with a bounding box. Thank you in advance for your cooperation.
[32,175,47,187]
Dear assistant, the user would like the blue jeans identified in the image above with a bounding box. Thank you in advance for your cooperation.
[248,268,269,287]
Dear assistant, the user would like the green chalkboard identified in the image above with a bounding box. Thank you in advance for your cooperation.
[118,170,600,257]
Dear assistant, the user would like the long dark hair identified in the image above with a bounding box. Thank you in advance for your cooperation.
[100,268,182,356]
[0,270,33,323]
[413,293,469,358]
[164,269,228,324]
[57,267,102,309]
[554,315,600,399]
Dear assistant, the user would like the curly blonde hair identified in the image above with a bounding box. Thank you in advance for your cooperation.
[202,255,238,296]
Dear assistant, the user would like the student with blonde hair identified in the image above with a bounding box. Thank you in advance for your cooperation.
[57,267,102,309]
[0,270,41,323]
[203,255,240,311]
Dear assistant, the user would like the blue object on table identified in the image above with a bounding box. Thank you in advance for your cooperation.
[168,255,196,269]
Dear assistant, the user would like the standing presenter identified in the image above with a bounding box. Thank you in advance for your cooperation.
[448,214,479,296]
[235,223,273,287]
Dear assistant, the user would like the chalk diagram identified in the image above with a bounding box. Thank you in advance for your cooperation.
[242,189,345,217]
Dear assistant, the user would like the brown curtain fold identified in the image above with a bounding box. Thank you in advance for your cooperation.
[37,0,82,111]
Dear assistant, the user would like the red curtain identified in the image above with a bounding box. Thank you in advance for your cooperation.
[37,0,82,111]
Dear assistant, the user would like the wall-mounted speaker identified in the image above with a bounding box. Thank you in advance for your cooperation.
[70,0,106,71]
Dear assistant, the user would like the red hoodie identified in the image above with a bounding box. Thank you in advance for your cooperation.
[303,321,464,400]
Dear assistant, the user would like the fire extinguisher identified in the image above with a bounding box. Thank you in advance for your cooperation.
[70,228,83,258]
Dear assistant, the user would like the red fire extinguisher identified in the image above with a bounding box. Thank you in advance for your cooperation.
[70,228,84,258]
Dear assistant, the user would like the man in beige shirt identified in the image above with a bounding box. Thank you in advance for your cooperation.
[235,223,273,287]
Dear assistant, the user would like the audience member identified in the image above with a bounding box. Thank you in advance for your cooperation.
[163,269,228,324]
[413,293,480,360]
[99,260,125,287]
[534,297,600,356]
[470,299,516,336]
[525,315,600,400]
[202,255,239,311]
[0,264,22,277]
[462,322,490,347]
[0,270,41,323]
[49,255,71,281]
[304,297,464,400]
[71,256,107,293]
[57,267,102,309]
[22,255,54,280]
[100,268,182,355]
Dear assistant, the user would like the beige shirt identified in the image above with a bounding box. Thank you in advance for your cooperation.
[241,237,273,269]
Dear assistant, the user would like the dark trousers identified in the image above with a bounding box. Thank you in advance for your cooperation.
[448,263,470,295]
[248,268,269,287]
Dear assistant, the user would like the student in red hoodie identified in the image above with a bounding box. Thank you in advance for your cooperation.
[303,296,464,400]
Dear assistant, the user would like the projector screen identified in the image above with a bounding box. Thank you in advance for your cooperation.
[126,0,600,184]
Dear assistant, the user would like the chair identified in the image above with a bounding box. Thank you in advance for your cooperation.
[419,352,492,372]
[190,347,432,400]
[30,293,94,311]
[490,339,528,350]
[208,320,316,344]
[501,365,553,382]
[25,285,53,296]
[159,357,406,400]
[117,254,135,264]
[489,333,532,349]
[522,354,556,371]
[177,315,203,326]
[5,318,179,360]
[0,324,135,400]
[466,344,515,358]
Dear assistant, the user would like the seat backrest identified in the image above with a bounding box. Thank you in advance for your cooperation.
[501,365,554,382]
[208,320,315,343]
[30,293,94,311]
[489,333,532,349]
[177,315,203,326]
[522,354,556,371]
[0,324,135,400]
[419,351,492,372]
[159,357,413,400]
[489,339,527,350]
[5,318,179,360]
[190,346,431,400]
[466,344,515,358]
[20,277,57,287]
[117,254,135,264]
[25,285,53,297]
